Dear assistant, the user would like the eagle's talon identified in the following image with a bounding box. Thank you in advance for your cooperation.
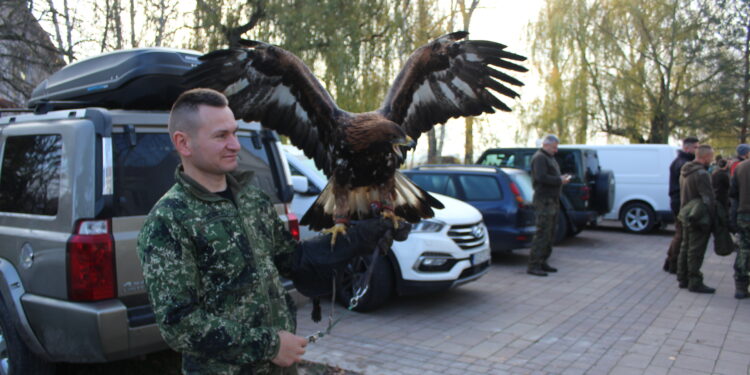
[381,210,402,229]
[322,223,348,246]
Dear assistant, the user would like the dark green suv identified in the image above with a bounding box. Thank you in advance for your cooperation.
[477,147,614,242]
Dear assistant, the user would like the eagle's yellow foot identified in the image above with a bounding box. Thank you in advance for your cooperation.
[381,210,402,229]
[322,223,348,246]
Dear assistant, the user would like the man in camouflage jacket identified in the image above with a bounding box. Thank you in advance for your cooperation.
[137,88,403,374]
[677,145,717,294]
[527,134,571,276]
[730,156,750,299]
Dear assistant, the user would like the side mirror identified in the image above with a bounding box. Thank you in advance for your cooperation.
[291,175,309,194]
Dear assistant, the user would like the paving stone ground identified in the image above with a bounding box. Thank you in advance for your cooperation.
[296,222,750,375]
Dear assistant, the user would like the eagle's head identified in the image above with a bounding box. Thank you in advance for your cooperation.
[346,114,415,161]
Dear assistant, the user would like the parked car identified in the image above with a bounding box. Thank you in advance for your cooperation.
[560,144,677,233]
[476,147,615,241]
[0,48,298,373]
[403,165,536,251]
[285,149,491,311]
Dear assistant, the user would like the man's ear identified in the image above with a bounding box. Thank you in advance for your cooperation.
[173,131,192,157]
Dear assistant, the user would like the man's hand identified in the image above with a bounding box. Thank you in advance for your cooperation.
[561,174,572,185]
[271,330,307,367]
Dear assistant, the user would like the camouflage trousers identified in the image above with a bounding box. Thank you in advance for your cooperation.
[677,222,711,288]
[529,197,559,268]
[735,214,750,282]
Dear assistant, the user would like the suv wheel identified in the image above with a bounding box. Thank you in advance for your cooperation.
[336,254,394,312]
[621,202,656,233]
[0,298,55,375]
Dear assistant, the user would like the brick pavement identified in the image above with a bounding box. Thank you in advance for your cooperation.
[296,223,750,375]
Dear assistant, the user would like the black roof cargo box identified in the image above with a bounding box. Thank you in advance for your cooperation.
[29,48,202,111]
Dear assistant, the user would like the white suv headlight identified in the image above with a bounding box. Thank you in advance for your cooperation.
[411,219,445,233]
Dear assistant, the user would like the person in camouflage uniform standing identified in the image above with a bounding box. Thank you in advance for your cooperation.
[137,88,406,375]
[527,134,571,277]
[677,144,717,294]
[730,155,750,299]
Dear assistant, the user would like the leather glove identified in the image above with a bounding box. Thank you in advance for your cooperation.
[291,218,409,298]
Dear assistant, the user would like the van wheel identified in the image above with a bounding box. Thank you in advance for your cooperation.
[621,202,656,233]
[336,254,394,312]
[0,298,55,375]
[554,213,569,244]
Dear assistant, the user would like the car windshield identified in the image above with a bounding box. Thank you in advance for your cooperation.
[508,172,534,202]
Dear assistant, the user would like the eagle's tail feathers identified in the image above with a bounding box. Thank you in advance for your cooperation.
[300,173,443,232]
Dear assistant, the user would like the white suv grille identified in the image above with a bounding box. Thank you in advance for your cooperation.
[447,222,486,250]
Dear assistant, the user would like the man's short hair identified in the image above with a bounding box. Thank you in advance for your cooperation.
[542,134,560,145]
[696,144,713,158]
[168,88,229,135]
[682,136,699,146]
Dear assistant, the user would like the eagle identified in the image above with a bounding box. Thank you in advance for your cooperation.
[183,31,527,242]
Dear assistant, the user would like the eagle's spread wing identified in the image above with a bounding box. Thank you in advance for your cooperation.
[379,31,527,141]
[183,41,340,175]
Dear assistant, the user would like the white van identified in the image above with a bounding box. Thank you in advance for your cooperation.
[560,144,678,233]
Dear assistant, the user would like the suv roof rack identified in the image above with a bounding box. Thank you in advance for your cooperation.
[30,100,92,114]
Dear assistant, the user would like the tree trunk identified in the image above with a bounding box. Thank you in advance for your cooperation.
[464,116,474,164]
[742,16,750,143]
[427,129,438,163]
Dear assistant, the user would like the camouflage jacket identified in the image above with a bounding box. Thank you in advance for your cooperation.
[137,166,299,375]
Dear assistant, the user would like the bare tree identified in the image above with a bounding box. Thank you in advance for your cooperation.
[0,0,65,105]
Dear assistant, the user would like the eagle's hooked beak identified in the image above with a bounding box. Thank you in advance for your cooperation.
[392,136,416,159]
[395,136,416,149]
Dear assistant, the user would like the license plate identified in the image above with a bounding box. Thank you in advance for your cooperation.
[471,249,491,266]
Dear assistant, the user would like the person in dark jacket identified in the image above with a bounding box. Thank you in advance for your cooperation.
[730,158,750,298]
[712,158,730,210]
[677,145,716,294]
[527,134,571,276]
[730,143,750,176]
[663,136,699,274]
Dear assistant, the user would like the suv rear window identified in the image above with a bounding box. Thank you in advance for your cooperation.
[0,134,63,215]
[507,172,534,202]
[112,130,281,216]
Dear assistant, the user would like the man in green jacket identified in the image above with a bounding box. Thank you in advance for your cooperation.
[137,88,405,374]
[677,144,716,293]
[527,134,571,276]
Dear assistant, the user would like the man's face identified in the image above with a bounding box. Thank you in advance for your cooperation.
[543,141,559,155]
[699,151,714,166]
[187,105,241,175]
[684,142,699,155]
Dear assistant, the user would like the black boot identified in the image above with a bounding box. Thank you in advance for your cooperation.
[688,283,716,294]
[541,263,557,272]
[663,258,670,272]
[678,279,688,289]
[527,266,548,277]
[735,280,749,299]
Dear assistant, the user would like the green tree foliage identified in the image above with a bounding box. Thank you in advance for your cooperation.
[529,0,725,144]
[191,0,445,114]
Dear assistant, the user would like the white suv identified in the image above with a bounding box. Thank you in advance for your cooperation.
[285,148,491,311]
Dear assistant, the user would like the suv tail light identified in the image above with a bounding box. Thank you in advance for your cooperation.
[286,205,300,240]
[580,186,590,201]
[67,219,116,301]
[509,182,525,207]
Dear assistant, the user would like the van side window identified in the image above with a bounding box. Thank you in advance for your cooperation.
[0,134,63,215]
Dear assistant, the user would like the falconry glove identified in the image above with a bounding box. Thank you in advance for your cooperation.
[291,218,411,320]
